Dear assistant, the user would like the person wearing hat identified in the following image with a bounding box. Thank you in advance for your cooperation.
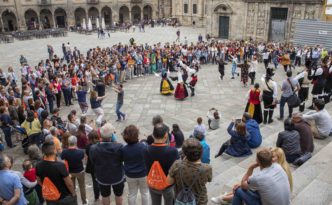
[261,68,278,124]
[89,123,125,205]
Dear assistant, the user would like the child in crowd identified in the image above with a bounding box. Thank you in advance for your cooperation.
[193,117,206,137]
[22,159,36,182]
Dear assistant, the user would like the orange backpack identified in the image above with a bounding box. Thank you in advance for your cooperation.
[147,161,169,191]
[42,177,61,201]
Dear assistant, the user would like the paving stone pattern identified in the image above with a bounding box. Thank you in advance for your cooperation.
[1,27,332,205]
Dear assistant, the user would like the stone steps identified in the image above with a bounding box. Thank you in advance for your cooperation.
[204,102,332,205]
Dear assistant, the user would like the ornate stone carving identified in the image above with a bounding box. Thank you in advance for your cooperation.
[292,8,301,19]
[245,3,256,35]
[305,7,316,19]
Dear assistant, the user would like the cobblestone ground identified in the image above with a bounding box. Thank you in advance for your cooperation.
[1,26,325,205]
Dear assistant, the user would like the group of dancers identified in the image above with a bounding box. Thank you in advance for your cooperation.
[159,57,199,100]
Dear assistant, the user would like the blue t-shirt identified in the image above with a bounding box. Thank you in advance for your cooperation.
[121,143,147,178]
[0,170,27,205]
[76,90,87,103]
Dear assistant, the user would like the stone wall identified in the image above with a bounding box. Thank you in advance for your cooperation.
[173,0,324,41]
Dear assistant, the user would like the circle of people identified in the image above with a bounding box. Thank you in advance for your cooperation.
[0,38,332,205]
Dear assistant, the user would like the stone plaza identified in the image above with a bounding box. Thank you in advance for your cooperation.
[1,26,332,205]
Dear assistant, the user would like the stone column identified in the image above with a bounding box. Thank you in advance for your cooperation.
[129,9,132,23]
[52,13,56,28]
[0,16,3,32]
[141,7,144,20]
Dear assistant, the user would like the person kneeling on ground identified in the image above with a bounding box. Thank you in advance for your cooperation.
[242,112,262,149]
[215,120,252,158]
[302,99,332,139]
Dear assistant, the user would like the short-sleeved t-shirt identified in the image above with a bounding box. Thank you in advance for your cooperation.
[169,160,212,205]
[117,90,124,104]
[61,148,85,173]
[248,163,291,205]
[281,77,299,98]
[0,170,27,205]
[36,160,71,199]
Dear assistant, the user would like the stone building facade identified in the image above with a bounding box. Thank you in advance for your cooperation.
[0,0,172,31]
[172,0,324,41]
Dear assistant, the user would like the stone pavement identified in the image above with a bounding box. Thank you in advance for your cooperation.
[1,26,332,205]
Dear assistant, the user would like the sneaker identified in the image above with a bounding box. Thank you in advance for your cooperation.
[82,200,89,205]
[123,114,126,120]
[231,77,235,79]
[211,196,229,204]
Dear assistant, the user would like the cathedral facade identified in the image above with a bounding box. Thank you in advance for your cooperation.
[172,0,324,41]
[0,0,172,31]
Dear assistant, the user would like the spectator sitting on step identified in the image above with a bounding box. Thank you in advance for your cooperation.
[192,117,206,137]
[214,120,252,158]
[193,131,210,164]
[211,147,293,204]
[242,112,262,149]
[302,99,332,139]
[207,108,220,130]
[291,113,314,154]
[276,118,302,163]
[230,148,290,205]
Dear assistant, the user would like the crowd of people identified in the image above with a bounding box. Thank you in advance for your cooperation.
[0,34,332,205]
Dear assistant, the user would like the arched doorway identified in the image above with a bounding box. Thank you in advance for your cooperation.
[24,9,39,30]
[88,7,99,28]
[101,6,112,27]
[143,5,152,20]
[1,10,17,31]
[131,5,141,23]
[74,7,86,27]
[54,8,67,28]
[214,4,233,39]
[119,6,129,23]
[40,9,53,29]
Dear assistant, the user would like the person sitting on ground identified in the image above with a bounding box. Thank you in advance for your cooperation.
[171,124,184,148]
[215,120,252,158]
[167,138,212,205]
[242,112,262,149]
[193,131,210,164]
[211,147,293,204]
[302,99,332,139]
[66,113,78,135]
[193,117,206,137]
[231,148,290,205]
[276,118,302,163]
[207,108,220,130]
[292,113,314,154]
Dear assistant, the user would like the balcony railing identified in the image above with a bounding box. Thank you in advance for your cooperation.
[39,0,51,5]
[87,0,99,4]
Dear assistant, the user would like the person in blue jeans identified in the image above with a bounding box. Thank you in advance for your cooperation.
[279,70,300,120]
[232,148,291,205]
[113,84,126,122]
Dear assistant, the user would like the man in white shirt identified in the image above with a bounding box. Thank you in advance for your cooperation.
[232,148,291,205]
[303,99,332,139]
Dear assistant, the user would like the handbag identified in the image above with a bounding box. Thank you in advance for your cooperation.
[286,79,301,108]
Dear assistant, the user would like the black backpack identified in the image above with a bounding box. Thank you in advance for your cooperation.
[174,164,203,205]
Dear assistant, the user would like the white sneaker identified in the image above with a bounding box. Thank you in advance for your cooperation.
[211,196,229,204]
[83,199,89,205]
